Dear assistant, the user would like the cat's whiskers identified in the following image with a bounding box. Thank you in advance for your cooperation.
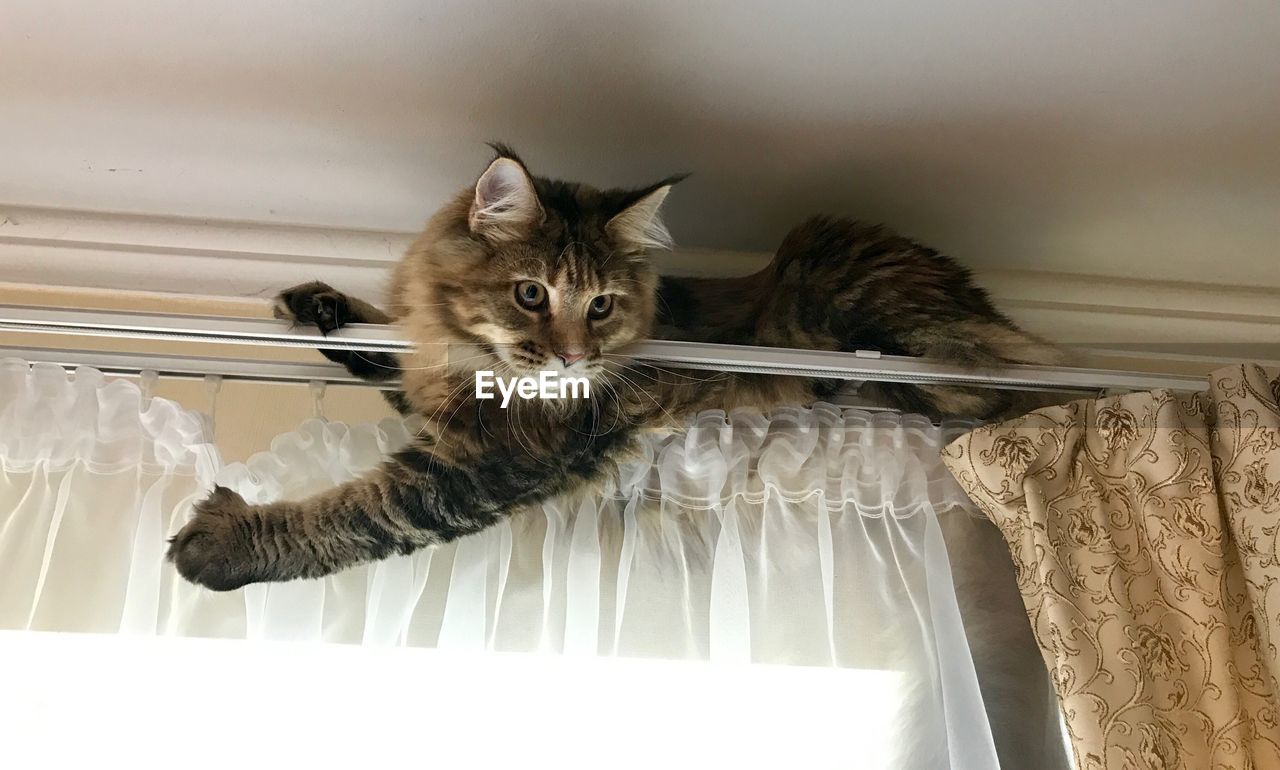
[426,384,483,474]
[556,240,585,264]
[491,366,548,468]
[506,404,562,473]
[418,371,482,458]
[607,366,680,427]
[594,379,635,432]
[597,248,621,271]
[483,359,565,472]
[555,377,613,440]
[423,370,476,428]
[599,354,733,384]
[510,257,550,276]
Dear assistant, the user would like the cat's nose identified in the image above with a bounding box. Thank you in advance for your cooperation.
[556,351,585,367]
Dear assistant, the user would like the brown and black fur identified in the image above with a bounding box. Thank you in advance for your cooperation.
[655,217,1063,417]
[168,145,1059,590]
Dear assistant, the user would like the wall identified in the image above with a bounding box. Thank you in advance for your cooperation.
[2,1,1278,287]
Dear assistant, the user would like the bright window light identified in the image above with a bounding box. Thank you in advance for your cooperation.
[0,631,901,769]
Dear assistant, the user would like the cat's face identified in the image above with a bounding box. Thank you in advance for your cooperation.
[480,244,651,381]
[414,148,681,384]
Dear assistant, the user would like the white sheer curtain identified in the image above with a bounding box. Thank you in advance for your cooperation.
[0,360,217,633]
[0,359,1015,768]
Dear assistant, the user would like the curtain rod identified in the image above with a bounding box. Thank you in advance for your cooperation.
[0,304,1208,393]
[0,345,906,412]
[0,345,381,387]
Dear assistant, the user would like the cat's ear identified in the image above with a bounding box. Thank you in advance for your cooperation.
[469,157,544,241]
[608,177,685,252]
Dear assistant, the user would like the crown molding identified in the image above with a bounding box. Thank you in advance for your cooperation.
[3,203,1277,363]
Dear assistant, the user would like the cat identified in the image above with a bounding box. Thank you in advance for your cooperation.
[167,144,1060,590]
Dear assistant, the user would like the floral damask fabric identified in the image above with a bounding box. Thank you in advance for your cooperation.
[942,364,1280,770]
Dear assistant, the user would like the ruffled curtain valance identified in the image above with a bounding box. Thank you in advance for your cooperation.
[0,359,1066,768]
[0,361,217,633]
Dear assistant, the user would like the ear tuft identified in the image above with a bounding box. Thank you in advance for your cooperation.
[470,156,543,241]
[608,184,677,252]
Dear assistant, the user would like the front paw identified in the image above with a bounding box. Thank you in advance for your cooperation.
[273,280,349,334]
[167,486,258,591]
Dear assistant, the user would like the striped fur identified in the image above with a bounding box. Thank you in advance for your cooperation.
[169,147,1060,590]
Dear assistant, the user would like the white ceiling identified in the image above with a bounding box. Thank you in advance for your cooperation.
[3,1,1278,286]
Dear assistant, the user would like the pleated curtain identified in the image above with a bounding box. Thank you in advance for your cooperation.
[943,364,1280,768]
[0,358,1056,768]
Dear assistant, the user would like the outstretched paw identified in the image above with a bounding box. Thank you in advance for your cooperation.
[167,486,258,591]
[273,281,350,335]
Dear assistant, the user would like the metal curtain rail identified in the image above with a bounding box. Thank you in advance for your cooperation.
[0,304,406,352]
[0,304,1208,393]
[0,346,384,387]
[0,346,900,412]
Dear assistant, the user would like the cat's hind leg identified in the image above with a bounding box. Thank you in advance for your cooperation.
[274,281,411,414]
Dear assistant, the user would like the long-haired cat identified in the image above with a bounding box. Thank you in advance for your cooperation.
[167,145,1059,590]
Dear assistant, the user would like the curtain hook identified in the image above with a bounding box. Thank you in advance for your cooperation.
[309,379,328,421]
[203,374,224,440]
[139,369,159,409]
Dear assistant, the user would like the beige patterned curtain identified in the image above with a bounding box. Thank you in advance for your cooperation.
[941,364,1280,770]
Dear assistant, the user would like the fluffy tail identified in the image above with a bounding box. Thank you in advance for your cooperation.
[859,321,1068,420]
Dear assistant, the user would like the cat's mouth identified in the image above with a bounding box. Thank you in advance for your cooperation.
[489,344,604,379]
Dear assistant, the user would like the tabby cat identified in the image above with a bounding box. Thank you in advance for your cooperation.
[167,145,1059,590]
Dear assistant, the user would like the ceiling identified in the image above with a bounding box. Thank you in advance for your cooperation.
[3,1,1278,286]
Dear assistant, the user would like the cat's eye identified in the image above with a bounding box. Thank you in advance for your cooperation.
[587,294,614,320]
[514,281,547,311]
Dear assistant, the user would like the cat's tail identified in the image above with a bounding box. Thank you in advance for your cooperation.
[858,321,1070,420]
